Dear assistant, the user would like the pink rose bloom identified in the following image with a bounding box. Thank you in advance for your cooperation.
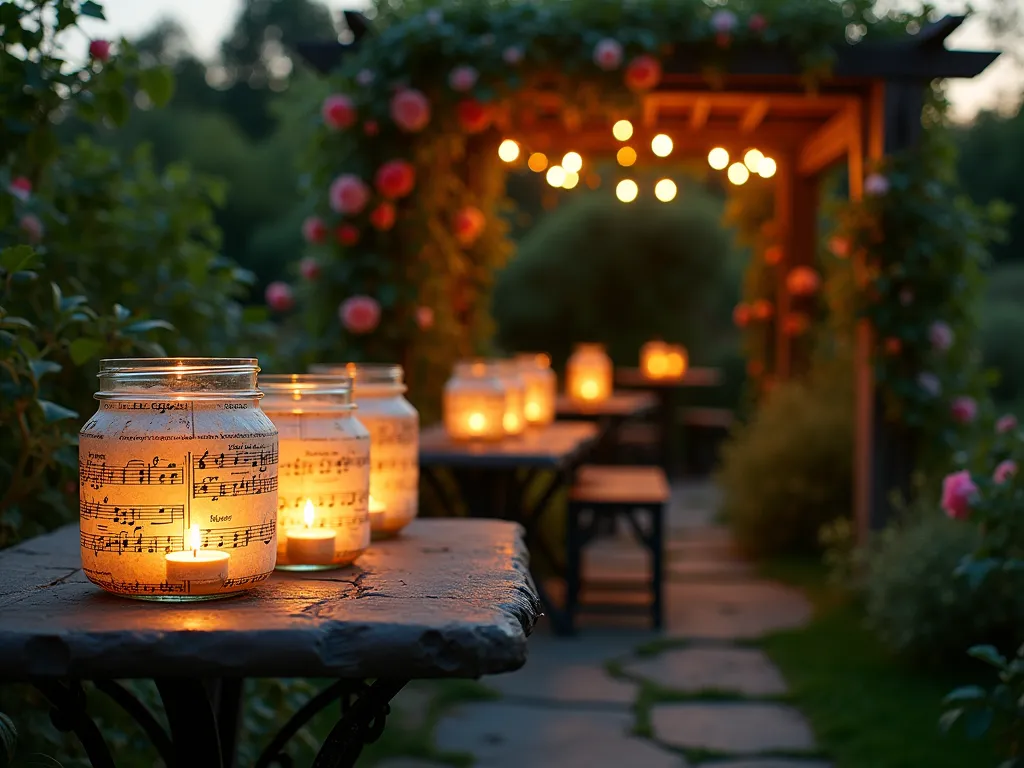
[321,94,356,130]
[299,257,321,281]
[369,202,396,232]
[301,215,328,244]
[329,174,370,215]
[828,236,850,258]
[593,39,624,71]
[390,89,431,133]
[19,214,43,243]
[89,39,111,61]
[8,176,31,201]
[917,372,940,397]
[374,159,416,199]
[996,414,1018,434]
[929,321,954,352]
[951,396,978,424]
[711,9,738,33]
[748,13,768,33]
[865,173,890,196]
[453,206,486,245]
[265,281,294,312]
[339,295,381,335]
[355,69,375,86]
[941,470,976,520]
[994,460,1017,485]
[502,46,524,65]
[416,306,435,330]
[624,55,662,92]
[448,65,479,92]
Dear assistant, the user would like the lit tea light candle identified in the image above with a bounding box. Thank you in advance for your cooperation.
[515,353,556,427]
[443,361,507,441]
[165,524,230,585]
[641,340,669,379]
[285,500,336,566]
[468,412,488,434]
[664,345,688,378]
[369,495,386,523]
[566,343,612,406]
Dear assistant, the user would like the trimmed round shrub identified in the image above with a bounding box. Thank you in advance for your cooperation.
[717,361,852,556]
[864,513,1024,664]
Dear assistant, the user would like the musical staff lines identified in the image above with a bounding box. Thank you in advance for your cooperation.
[199,521,275,549]
[79,457,183,489]
[193,474,278,500]
[81,529,185,556]
[278,490,368,512]
[279,453,369,479]
[81,500,184,526]
[194,447,278,472]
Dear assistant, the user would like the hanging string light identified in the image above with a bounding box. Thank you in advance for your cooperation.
[743,148,764,173]
[527,152,548,173]
[562,171,580,189]
[758,157,778,178]
[612,120,634,141]
[546,165,567,187]
[651,134,673,157]
[654,179,677,202]
[727,163,750,185]
[562,152,583,173]
[616,179,639,203]
[617,146,637,167]
[498,139,520,163]
[708,147,729,170]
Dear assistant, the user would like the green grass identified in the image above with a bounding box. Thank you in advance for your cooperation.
[758,558,998,768]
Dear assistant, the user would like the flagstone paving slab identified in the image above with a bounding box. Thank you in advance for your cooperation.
[651,703,817,754]
[624,647,788,696]
[704,761,832,768]
[435,702,688,768]
[663,581,811,639]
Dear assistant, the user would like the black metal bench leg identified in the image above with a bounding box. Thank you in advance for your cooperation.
[651,502,666,630]
[564,501,583,636]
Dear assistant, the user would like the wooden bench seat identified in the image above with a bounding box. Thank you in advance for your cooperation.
[565,464,669,633]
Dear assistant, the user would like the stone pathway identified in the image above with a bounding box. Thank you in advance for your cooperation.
[375,482,828,768]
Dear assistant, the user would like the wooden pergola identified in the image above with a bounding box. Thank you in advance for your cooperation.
[300,12,1000,539]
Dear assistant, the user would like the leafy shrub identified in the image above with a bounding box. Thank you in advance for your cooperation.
[717,359,853,556]
[981,299,1024,404]
[864,513,1024,664]
[493,185,740,367]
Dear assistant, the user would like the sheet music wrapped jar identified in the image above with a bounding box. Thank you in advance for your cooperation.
[515,353,556,427]
[260,375,370,569]
[567,343,613,406]
[79,359,279,601]
[309,363,419,538]
[443,361,507,441]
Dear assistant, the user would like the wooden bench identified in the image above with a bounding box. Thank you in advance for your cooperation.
[565,465,670,632]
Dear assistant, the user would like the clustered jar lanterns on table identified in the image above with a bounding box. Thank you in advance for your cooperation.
[443,361,507,441]
[515,353,556,427]
[309,363,419,538]
[566,343,613,406]
[260,374,370,569]
[640,341,689,380]
[495,360,527,436]
[79,358,279,600]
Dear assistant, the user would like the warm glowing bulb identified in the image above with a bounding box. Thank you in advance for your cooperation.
[562,152,583,173]
[727,162,750,185]
[468,412,486,433]
[651,134,673,157]
[581,380,599,400]
[525,401,541,420]
[303,499,315,527]
[616,146,637,167]
[546,165,567,187]
[616,179,638,203]
[708,147,730,170]
[654,178,677,202]
[498,139,520,163]
[189,523,201,552]
[562,171,579,189]
[527,152,548,172]
[612,119,634,141]
[758,157,777,178]
[503,413,521,432]
[743,148,764,172]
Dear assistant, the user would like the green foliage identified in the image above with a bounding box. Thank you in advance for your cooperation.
[981,269,1024,404]
[718,359,853,556]
[493,187,737,366]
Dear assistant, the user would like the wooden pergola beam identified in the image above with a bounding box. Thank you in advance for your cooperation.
[797,107,854,175]
[739,99,769,133]
[690,98,711,130]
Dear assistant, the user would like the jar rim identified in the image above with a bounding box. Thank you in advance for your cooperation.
[259,373,353,396]
[309,362,403,382]
[99,358,259,376]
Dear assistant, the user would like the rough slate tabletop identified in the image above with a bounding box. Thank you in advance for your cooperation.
[0,519,540,682]
[615,366,723,389]
[418,421,598,469]
[554,390,657,418]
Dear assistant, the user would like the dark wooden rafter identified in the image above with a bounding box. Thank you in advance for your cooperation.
[739,98,769,133]
[796,105,856,175]
[689,97,711,129]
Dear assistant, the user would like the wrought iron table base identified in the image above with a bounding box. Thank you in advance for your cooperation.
[34,676,409,768]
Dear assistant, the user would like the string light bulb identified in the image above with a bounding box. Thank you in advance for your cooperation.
[562,152,583,173]
[616,147,637,167]
[708,147,729,170]
[562,171,580,189]
[651,134,673,157]
[743,148,764,173]
[546,165,567,187]
[654,179,677,202]
[758,157,777,178]
[612,120,634,141]
[498,139,520,163]
[527,152,548,173]
[727,162,750,185]
[616,179,639,203]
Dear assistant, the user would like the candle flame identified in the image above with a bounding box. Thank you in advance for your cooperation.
[581,380,599,400]
[503,413,521,432]
[525,401,541,421]
[189,523,201,553]
[303,499,315,528]
[468,412,486,433]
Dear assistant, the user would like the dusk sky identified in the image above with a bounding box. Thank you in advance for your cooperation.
[81,0,1021,122]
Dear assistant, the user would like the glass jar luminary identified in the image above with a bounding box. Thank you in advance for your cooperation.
[309,363,419,538]
[566,343,613,406]
[79,359,279,601]
[664,344,689,378]
[260,375,370,570]
[443,361,507,441]
[495,360,527,436]
[641,340,670,379]
[515,353,557,427]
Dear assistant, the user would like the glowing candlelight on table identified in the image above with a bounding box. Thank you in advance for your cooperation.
[285,500,336,566]
[369,495,386,523]
[165,524,229,585]
[515,353,556,427]
[567,343,612,406]
[664,345,688,378]
[443,361,507,441]
[641,340,670,379]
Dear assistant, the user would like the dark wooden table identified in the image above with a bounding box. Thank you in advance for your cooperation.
[554,390,657,464]
[614,367,723,475]
[0,519,540,768]
[419,421,598,633]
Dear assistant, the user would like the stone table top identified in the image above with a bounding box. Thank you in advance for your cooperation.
[615,366,723,389]
[555,391,657,419]
[0,519,540,682]
[419,421,597,469]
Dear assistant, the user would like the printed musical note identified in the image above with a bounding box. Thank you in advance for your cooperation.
[192,474,278,500]
[80,501,184,525]
[79,457,183,488]
[199,521,275,548]
[191,447,278,473]
[80,530,184,556]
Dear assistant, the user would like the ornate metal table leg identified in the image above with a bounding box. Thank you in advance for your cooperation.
[93,679,174,763]
[312,678,409,768]
[155,677,224,767]
[33,680,116,768]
